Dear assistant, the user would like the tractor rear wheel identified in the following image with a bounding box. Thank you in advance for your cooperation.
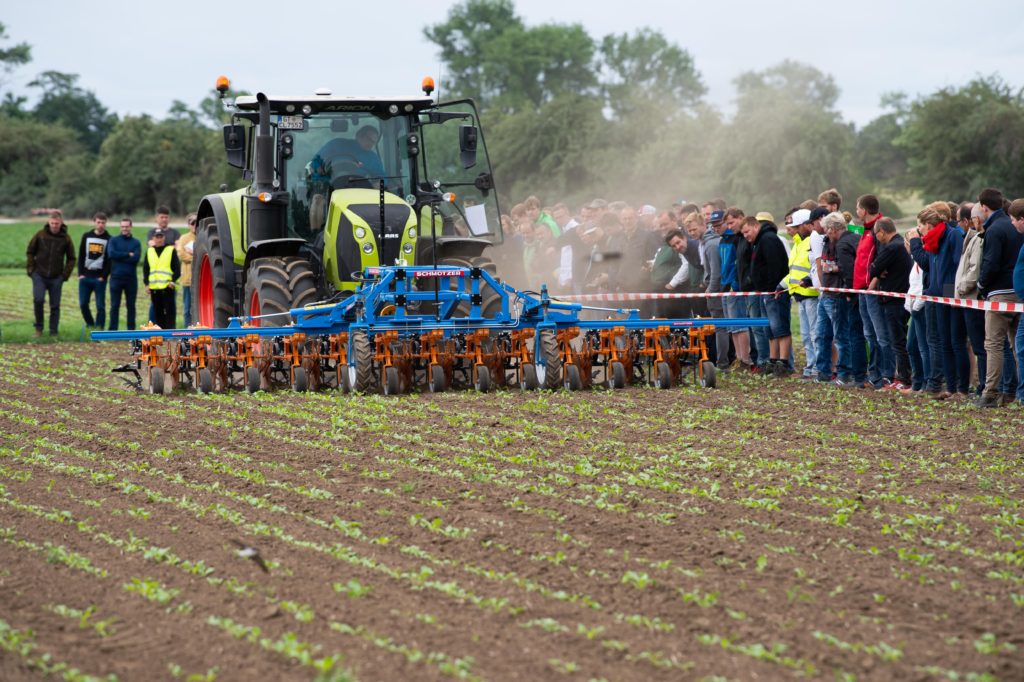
[435,255,502,318]
[244,257,317,325]
[536,329,562,390]
[192,219,234,328]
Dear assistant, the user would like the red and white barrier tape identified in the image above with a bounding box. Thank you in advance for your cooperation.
[557,288,1024,313]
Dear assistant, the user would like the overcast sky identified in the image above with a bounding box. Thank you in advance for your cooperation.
[4,0,1022,127]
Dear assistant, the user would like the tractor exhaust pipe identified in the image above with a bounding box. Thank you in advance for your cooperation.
[254,93,274,193]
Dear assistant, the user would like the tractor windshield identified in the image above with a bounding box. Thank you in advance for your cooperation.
[281,113,413,240]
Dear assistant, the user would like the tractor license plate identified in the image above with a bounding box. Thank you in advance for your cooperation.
[277,115,305,130]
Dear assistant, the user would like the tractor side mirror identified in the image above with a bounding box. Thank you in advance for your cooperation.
[459,125,478,169]
[223,124,246,169]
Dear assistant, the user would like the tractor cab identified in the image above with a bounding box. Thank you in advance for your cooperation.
[191,79,506,330]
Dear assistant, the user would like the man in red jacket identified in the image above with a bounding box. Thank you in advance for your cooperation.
[850,194,889,387]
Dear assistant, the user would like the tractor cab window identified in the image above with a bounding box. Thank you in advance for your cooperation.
[281,112,412,241]
[417,101,503,244]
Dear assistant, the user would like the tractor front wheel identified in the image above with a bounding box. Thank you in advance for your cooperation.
[192,219,234,328]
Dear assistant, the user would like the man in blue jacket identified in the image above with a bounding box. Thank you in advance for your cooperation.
[106,217,142,330]
[976,189,1024,407]
[1010,198,1024,405]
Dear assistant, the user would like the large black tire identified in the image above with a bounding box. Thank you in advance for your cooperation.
[192,219,234,328]
[244,257,317,325]
[536,329,562,390]
[350,331,375,393]
[608,361,626,389]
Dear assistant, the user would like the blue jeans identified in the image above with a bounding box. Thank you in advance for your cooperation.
[796,296,818,376]
[746,295,770,367]
[848,298,868,384]
[813,296,833,377]
[1000,337,1018,395]
[1017,317,1024,403]
[762,292,792,339]
[883,301,911,384]
[907,308,930,391]
[816,296,851,380]
[78,276,106,328]
[963,308,988,394]
[862,294,893,384]
[928,302,968,393]
[108,276,138,331]
[183,285,192,328]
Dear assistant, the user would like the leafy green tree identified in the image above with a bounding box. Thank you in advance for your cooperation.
[0,21,30,85]
[855,92,909,187]
[0,114,83,214]
[599,28,705,119]
[897,76,1024,200]
[709,61,861,216]
[29,70,118,153]
[94,116,221,214]
[424,0,597,115]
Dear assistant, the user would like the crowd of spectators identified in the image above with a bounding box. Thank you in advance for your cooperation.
[502,187,1024,408]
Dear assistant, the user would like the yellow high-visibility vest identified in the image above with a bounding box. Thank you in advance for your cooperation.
[147,247,174,290]
[787,233,818,297]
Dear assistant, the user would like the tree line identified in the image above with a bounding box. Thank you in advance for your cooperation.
[2,7,1023,220]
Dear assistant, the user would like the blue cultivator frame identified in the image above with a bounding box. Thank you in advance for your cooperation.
[92,266,768,395]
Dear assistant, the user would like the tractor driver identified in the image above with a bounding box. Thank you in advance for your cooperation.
[307,125,385,185]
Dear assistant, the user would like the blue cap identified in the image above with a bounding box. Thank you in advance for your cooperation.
[709,210,725,223]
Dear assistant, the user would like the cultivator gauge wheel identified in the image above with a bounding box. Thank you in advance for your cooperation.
[383,366,401,395]
[521,363,539,391]
[197,368,214,394]
[292,366,308,393]
[655,361,672,389]
[609,361,626,389]
[474,365,491,393]
[564,364,583,391]
[700,361,717,389]
[148,367,164,395]
[245,366,261,393]
[429,364,446,393]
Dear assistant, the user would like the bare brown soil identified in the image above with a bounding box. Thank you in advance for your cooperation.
[0,342,1022,681]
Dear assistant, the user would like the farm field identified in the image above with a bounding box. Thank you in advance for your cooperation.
[0,342,1022,681]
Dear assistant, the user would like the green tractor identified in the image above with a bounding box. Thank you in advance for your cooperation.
[191,78,506,327]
